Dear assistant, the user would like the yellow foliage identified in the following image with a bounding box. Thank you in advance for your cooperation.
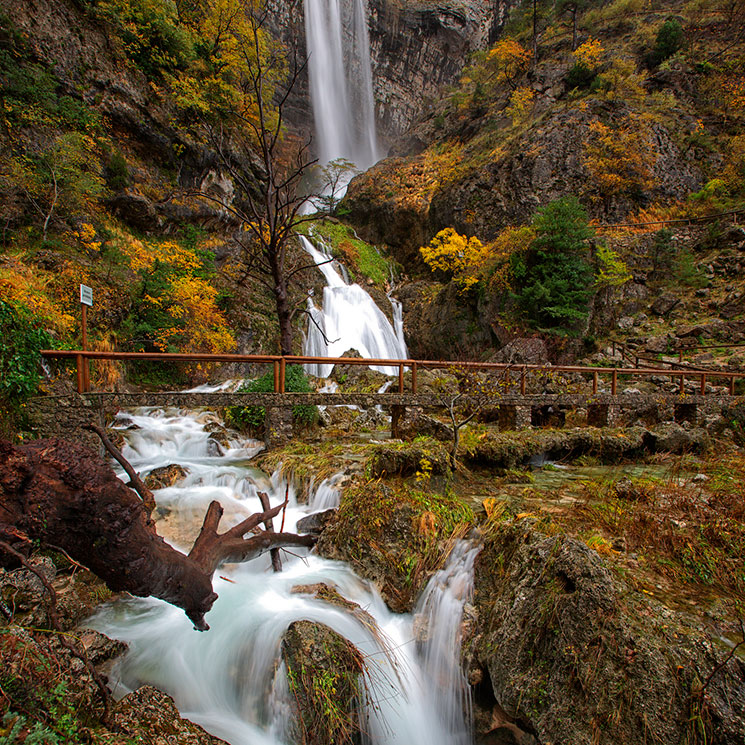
[420,227,491,292]
[0,258,76,334]
[505,86,535,126]
[168,276,233,353]
[73,222,102,252]
[486,39,532,89]
[583,115,657,199]
[573,38,604,69]
[485,225,535,292]
[595,58,647,103]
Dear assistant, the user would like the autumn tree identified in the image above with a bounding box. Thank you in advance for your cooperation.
[187,4,318,356]
[420,228,490,293]
[582,114,657,207]
[484,39,532,90]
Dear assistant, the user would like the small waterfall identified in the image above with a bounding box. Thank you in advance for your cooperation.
[304,0,379,171]
[415,541,480,743]
[90,407,477,745]
[301,235,407,376]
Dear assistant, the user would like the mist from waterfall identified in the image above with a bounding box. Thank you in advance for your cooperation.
[304,0,379,171]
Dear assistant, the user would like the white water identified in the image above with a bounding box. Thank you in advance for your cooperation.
[90,408,476,745]
[301,235,407,376]
[304,0,379,172]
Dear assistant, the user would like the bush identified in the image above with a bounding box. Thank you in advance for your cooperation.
[646,18,684,68]
[0,300,52,408]
[226,366,318,433]
[566,62,596,90]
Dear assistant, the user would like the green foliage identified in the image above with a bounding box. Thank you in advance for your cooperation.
[99,0,195,79]
[649,228,675,276]
[0,17,99,135]
[304,222,393,286]
[0,300,52,409]
[512,197,595,335]
[646,18,684,68]
[0,712,60,744]
[595,243,632,288]
[226,365,318,431]
[105,150,130,191]
[566,62,597,90]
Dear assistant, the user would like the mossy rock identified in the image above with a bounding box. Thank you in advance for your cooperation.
[282,621,365,745]
[368,437,450,478]
[317,478,474,612]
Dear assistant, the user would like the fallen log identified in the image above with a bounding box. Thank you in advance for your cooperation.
[0,438,315,630]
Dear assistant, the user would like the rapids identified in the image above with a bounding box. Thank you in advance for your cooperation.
[89,408,478,745]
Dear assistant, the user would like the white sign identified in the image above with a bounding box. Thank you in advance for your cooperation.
[80,284,93,307]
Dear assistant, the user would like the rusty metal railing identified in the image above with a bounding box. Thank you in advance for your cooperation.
[41,350,745,398]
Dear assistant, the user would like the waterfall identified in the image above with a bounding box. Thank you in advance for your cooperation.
[300,235,408,376]
[304,0,379,171]
[89,407,477,745]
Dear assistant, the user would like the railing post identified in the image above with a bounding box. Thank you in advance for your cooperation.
[280,357,286,394]
[412,361,418,394]
[520,366,526,395]
[273,361,280,393]
[593,371,598,394]
[611,369,617,395]
[76,354,85,394]
[679,373,685,395]
[700,374,706,395]
[504,368,510,390]
[731,376,736,395]
[398,362,404,394]
[678,348,683,363]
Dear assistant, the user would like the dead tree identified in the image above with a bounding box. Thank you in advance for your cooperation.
[0,438,315,630]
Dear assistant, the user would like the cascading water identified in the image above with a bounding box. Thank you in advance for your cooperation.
[89,408,477,745]
[304,0,379,171]
[301,235,407,376]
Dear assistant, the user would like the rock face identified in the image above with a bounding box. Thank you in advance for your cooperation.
[268,0,519,150]
[465,522,745,745]
[368,0,519,145]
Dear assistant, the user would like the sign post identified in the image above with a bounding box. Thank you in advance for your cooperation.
[79,285,93,393]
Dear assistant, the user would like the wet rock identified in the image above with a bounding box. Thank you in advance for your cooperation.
[465,521,745,745]
[144,464,188,490]
[648,423,709,453]
[394,408,452,442]
[281,621,365,745]
[296,509,337,536]
[113,685,228,744]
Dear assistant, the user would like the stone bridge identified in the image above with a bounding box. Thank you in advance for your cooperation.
[27,390,743,450]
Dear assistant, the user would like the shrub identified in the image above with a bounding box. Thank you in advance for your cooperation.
[646,18,684,68]
[566,62,597,89]
[226,366,318,432]
[0,300,52,408]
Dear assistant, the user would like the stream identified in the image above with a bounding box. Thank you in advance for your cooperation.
[89,408,479,745]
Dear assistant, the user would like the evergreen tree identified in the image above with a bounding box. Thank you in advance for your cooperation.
[512,196,594,335]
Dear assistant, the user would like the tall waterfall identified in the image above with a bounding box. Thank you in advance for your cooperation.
[304,0,379,170]
[300,234,407,376]
[89,408,478,745]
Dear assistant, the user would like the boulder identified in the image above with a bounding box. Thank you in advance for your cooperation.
[651,293,680,317]
[144,464,188,490]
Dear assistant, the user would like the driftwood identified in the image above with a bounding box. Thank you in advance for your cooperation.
[0,438,315,630]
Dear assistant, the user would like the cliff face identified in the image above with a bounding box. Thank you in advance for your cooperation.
[268,0,518,152]
[367,0,519,146]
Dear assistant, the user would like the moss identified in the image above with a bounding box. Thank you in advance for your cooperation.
[300,220,396,286]
[282,621,365,745]
[317,477,474,611]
